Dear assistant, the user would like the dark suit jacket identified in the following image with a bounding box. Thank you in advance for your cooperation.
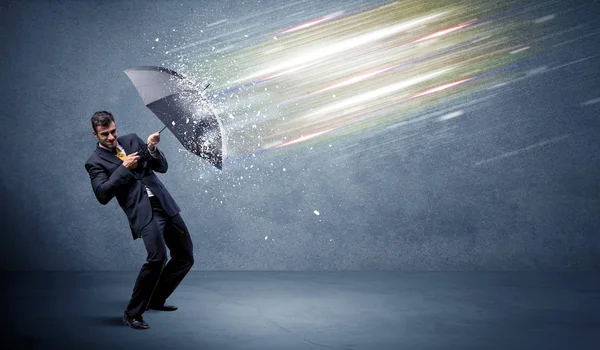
[85,133,181,239]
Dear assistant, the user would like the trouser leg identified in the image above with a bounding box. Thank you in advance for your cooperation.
[148,213,194,306]
[125,205,168,318]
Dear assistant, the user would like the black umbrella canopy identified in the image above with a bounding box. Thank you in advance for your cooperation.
[124,66,227,169]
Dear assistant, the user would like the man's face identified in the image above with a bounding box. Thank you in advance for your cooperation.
[93,121,118,149]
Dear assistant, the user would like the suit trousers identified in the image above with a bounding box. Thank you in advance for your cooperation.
[126,195,194,318]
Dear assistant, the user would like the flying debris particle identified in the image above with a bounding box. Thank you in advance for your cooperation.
[581,97,600,106]
[155,38,159,42]
[172,121,176,126]
[474,134,570,166]
[534,14,556,24]
[186,118,190,123]
[438,110,464,121]
[228,114,235,119]
[265,236,268,240]
[489,82,508,90]
[283,168,286,171]
[527,66,548,76]
[314,210,320,215]
[510,46,530,54]
[332,94,336,98]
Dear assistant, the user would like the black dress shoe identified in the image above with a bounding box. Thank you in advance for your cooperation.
[122,313,150,330]
[147,303,178,311]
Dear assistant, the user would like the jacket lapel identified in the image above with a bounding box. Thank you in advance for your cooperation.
[95,145,121,165]
[120,134,143,155]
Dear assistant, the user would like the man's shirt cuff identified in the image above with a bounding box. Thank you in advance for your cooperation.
[148,146,159,158]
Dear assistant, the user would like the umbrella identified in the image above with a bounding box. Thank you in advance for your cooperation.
[124,66,226,169]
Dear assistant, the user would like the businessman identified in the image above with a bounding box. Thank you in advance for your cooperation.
[85,111,194,330]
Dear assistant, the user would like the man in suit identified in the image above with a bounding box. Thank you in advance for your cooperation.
[85,110,194,330]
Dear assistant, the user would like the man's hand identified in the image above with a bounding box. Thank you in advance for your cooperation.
[122,152,140,170]
[147,132,161,151]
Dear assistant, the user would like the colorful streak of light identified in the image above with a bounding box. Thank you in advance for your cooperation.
[167,0,569,159]
[409,78,473,99]
[269,128,337,149]
[279,11,344,35]
[233,12,445,84]
[410,20,477,43]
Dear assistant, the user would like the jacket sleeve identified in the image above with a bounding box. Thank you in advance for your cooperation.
[85,162,135,205]
[137,135,168,173]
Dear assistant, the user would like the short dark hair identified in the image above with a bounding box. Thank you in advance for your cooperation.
[91,111,115,132]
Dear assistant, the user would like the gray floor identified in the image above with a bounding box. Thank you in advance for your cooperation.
[2,271,599,349]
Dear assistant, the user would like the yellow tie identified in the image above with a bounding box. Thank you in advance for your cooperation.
[114,148,127,161]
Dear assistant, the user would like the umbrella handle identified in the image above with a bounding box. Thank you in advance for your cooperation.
[159,124,168,133]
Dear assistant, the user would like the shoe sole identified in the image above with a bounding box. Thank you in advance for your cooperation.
[147,308,177,311]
